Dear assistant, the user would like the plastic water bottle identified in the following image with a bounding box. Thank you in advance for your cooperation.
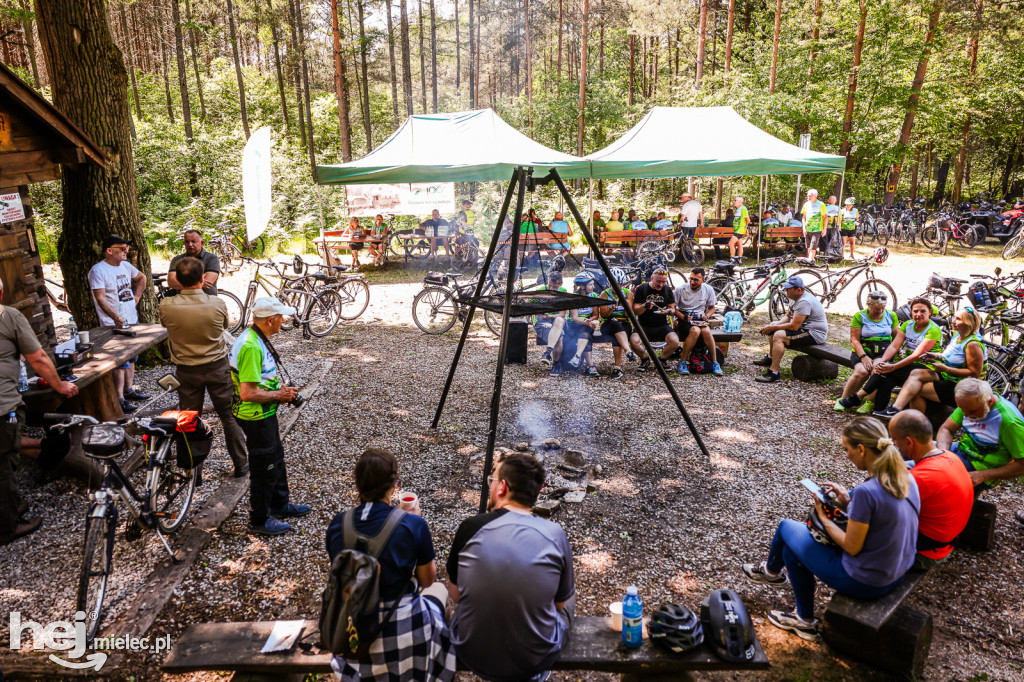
[68,316,79,345]
[725,310,743,333]
[118,300,128,328]
[18,358,29,392]
[621,585,643,648]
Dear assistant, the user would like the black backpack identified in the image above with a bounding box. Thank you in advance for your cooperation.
[688,348,715,374]
[319,507,411,658]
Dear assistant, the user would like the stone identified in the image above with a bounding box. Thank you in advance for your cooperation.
[564,449,587,466]
[563,490,586,503]
[542,438,561,449]
[592,464,603,477]
[586,482,598,493]
[515,442,531,452]
[533,499,561,517]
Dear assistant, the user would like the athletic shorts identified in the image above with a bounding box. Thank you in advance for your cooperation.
[805,232,821,250]
[600,318,632,338]
[933,380,959,407]
[118,355,139,370]
[638,324,674,343]
[840,228,857,237]
[784,328,818,349]
[732,232,745,239]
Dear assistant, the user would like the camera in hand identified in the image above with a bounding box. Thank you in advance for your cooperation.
[285,384,305,407]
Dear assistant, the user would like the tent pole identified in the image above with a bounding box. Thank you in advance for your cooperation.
[588,178,594,256]
[477,167,529,512]
[838,171,846,204]
[432,170,520,429]
[549,169,711,460]
[795,174,802,214]
[756,176,764,263]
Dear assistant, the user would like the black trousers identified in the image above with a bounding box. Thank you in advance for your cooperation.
[238,414,290,525]
[175,357,248,472]
[0,406,24,537]
[862,363,921,409]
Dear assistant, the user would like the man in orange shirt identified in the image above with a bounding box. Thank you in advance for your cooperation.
[889,410,974,570]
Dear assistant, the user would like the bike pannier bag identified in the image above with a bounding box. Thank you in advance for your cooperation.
[506,319,529,364]
[969,281,996,309]
[163,410,213,470]
[319,507,409,658]
[688,348,715,375]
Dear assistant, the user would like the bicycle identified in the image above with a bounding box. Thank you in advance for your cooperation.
[207,221,267,273]
[151,272,246,331]
[301,260,371,321]
[233,257,342,337]
[48,374,199,644]
[791,248,897,310]
[920,214,979,253]
[411,259,537,335]
[706,253,797,321]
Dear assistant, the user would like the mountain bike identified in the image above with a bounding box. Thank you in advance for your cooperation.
[301,260,371,321]
[705,253,796,321]
[152,272,245,329]
[411,265,529,335]
[47,375,198,644]
[791,249,897,310]
[234,257,342,337]
[207,222,267,274]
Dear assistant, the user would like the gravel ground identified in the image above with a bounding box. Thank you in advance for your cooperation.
[5,243,1023,680]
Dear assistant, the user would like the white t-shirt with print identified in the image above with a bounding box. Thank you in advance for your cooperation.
[680,200,703,227]
[88,260,140,326]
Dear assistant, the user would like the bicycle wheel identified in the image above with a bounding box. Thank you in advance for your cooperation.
[304,289,343,337]
[919,225,940,251]
[405,237,432,260]
[412,286,458,334]
[985,358,1015,399]
[706,275,733,296]
[768,287,789,321]
[957,228,979,249]
[77,510,113,645]
[1002,231,1024,260]
[215,290,245,334]
[718,281,746,311]
[218,243,244,273]
[338,278,370,320]
[233,233,266,257]
[680,239,704,266]
[484,309,503,336]
[792,269,829,300]
[149,455,197,533]
[667,268,687,290]
[856,277,898,310]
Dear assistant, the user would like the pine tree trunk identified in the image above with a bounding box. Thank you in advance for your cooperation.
[417,0,427,112]
[331,0,353,160]
[345,0,366,137]
[599,0,604,76]
[577,0,588,157]
[269,0,291,136]
[769,0,782,92]
[185,0,207,121]
[171,0,199,196]
[475,5,481,104]
[834,0,866,198]
[696,0,707,88]
[455,0,460,90]
[952,0,983,202]
[156,3,176,123]
[525,0,532,132]
[19,0,42,88]
[468,0,474,106]
[294,0,317,177]
[557,0,563,80]
[357,0,372,145]
[910,146,920,202]
[724,0,735,85]
[884,0,943,206]
[226,0,250,138]
[116,3,142,121]
[386,0,400,126]
[429,0,437,112]
[400,0,413,114]
[35,0,154,327]
[628,34,635,105]
[288,0,307,147]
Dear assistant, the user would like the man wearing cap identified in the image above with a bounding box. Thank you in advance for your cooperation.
[753,275,828,383]
[729,196,749,260]
[88,234,149,413]
[0,278,78,545]
[167,229,221,295]
[679,193,703,240]
[801,190,826,261]
[229,297,311,535]
[159,257,248,479]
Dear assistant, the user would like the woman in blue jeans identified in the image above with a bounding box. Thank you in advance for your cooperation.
[741,417,920,641]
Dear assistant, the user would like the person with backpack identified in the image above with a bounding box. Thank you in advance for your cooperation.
[671,267,723,376]
[324,448,456,682]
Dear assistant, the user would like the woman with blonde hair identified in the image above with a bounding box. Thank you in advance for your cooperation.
[741,417,920,641]
[875,307,987,417]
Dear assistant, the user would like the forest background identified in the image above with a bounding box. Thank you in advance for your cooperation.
[1,0,1023,259]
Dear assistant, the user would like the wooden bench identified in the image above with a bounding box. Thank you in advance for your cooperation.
[783,342,855,382]
[22,323,168,422]
[759,224,805,252]
[162,617,769,681]
[501,229,572,257]
[313,229,386,267]
[598,229,673,250]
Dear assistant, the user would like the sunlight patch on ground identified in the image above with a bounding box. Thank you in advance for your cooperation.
[708,428,756,443]
[597,475,638,496]
[667,572,702,594]
[710,453,743,470]
[577,551,617,574]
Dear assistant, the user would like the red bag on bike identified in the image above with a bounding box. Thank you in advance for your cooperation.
[161,410,213,470]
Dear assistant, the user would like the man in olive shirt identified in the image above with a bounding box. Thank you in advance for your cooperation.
[0,280,78,545]
[159,257,247,477]
[167,229,221,295]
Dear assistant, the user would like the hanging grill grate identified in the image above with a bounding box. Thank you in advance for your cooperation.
[456,289,613,316]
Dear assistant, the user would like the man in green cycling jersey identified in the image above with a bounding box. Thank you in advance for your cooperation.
[728,196,750,261]
[801,189,826,261]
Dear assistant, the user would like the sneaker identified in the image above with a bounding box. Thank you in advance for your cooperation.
[666,347,683,360]
[586,366,600,377]
[540,348,554,366]
[269,503,312,518]
[123,388,151,401]
[610,367,624,379]
[0,516,42,546]
[549,364,563,377]
[568,354,583,368]
[638,357,652,372]
[767,610,820,642]
[626,351,639,363]
[833,399,848,412]
[711,362,723,376]
[837,395,862,410]
[247,518,291,535]
[676,361,690,375]
[741,561,787,584]
[755,370,781,383]
[119,398,138,414]
[752,355,773,367]
[873,406,902,419]
[855,400,876,416]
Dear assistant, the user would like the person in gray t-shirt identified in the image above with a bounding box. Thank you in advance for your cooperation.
[168,229,222,295]
[446,454,575,682]
[671,267,722,375]
[754,275,829,383]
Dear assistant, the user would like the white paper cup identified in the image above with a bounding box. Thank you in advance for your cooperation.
[399,492,419,511]
[79,331,91,344]
[609,601,623,631]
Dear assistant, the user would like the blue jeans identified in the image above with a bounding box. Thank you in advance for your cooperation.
[951,444,988,495]
[766,519,903,620]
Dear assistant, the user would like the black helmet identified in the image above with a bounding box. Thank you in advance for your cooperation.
[549,255,567,272]
[700,589,756,663]
[807,499,848,546]
[649,603,704,653]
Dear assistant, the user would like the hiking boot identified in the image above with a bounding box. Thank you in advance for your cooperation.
[855,400,876,415]
[568,353,583,368]
[873,406,902,419]
[626,351,639,363]
[0,516,42,546]
[676,361,690,375]
[767,610,820,642]
[755,370,781,383]
[248,518,291,535]
[638,357,652,372]
[540,348,554,366]
[711,362,723,376]
[752,355,773,367]
[119,398,138,414]
[610,367,624,379]
[549,364,563,377]
[741,561,787,585]
[270,503,312,518]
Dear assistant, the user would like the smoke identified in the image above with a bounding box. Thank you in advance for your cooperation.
[516,400,553,444]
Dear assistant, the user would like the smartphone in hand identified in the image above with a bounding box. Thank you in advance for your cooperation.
[800,478,827,503]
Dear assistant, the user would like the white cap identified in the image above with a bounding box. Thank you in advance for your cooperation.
[251,297,296,318]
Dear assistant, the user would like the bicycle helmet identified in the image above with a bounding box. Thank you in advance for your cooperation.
[845,197,856,206]
[610,267,630,286]
[873,246,889,264]
[700,589,756,663]
[573,271,597,286]
[649,603,704,653]
[549,255,567,272]
[806,498,848,546]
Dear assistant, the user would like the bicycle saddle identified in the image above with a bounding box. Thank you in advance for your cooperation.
[445,272,463,278]
[308,272,332,281]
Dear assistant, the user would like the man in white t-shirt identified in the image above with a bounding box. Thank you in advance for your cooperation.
[672,267,722,375]
[88,234,148,413]
[679,193,703,239]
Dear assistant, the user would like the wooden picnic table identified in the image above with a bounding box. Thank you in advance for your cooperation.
[22,323,168,422]
[313,230,387,267]
[396,233,452,261]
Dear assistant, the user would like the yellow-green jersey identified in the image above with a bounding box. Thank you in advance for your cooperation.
[732,205,750,235]
[802,200,826,233]
[602,285,632,319]
[463,208,476,229]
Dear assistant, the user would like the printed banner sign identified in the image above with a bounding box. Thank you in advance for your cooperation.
[346,183,455,218]
[242,126,273,241]
[0,192,26,224]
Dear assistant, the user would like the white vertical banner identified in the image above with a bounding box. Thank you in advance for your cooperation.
[243,126,273,241]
